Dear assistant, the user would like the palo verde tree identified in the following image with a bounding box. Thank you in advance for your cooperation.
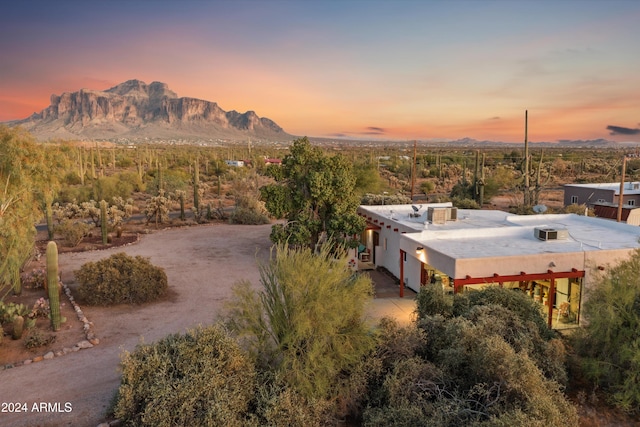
[260,137,365,248]
[224,243,375,403]
[0,126,48,297]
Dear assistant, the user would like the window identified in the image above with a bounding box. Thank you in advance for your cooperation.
[628,200,635,206]
[570,195,578,204]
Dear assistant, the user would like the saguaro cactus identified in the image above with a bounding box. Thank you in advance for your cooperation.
[100,199,108,244]
[193,157,200,220]
[12,315,24,340]
[46,241,61,331]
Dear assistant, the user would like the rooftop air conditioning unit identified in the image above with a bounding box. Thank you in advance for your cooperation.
[447,207,458,221]
[428,207,447,224]
[534,227,568,241]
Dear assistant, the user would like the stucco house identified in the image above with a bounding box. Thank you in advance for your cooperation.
[356,203,640,329]
[563,182,640,207]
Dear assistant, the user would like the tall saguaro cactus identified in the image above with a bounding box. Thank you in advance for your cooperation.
[46,241,61,332]
[100,199,108,244]
[193,157,200,220]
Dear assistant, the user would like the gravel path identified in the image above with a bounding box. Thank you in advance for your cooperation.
[0,224,273,427]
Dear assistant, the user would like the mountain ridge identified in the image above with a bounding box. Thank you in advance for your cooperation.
[8,79,292,142]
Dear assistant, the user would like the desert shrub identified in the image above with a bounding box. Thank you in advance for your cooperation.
[571,249,640,413]
[462,286,555,340]
[451,196,480,209]
[146,168,189,195]
[75,253,168,305]
[24,329,55,350]
[63,171,82,185]
[113,325,257,427]
[115,171,145,192]
[92,176,134,202]
[361,193,411,205]
[224,243,374,402]
[416,282,453,318]
[117,156,133,168]
[420,180,435,194]
[57,185,92,204]
[55,219,92,247]
[358,287,577,426]
[229,195,270,225]
[251,372,335,427]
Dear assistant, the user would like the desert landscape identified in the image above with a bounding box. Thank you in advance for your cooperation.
[0,223,274,427]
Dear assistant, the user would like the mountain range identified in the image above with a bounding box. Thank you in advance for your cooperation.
[7,80,291,142]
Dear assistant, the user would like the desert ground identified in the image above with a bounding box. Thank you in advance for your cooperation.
[0,223,415,427]
[0,224,281,427]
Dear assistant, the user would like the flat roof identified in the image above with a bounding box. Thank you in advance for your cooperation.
[564,182,640,196]
[359,204,640,260]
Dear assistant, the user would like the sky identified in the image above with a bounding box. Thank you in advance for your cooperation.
[1,0,639,143]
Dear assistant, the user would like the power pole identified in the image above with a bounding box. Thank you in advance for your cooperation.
[617,156,627,222]
[410,140,417,201]
[523,110,530,207]
[479,152,486,207]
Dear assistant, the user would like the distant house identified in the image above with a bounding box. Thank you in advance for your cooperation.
[356,203,640,329]
[563,182,640,207]
[264,158,282,166]
[225,160,244,167]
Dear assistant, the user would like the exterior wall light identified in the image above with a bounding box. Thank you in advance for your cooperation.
[416,247,424,252]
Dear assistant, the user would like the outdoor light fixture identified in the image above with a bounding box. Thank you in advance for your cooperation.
[416,247,424,252]
[549,262,556,268]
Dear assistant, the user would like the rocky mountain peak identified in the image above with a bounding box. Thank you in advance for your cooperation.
[7,80,290,141]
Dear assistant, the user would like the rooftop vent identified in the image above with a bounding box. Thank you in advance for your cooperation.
[534,227,568,241]
[427,207,458,224]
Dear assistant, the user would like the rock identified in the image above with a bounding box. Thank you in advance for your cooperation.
[89,338,100,345]
[43,351,54,360]
[32,356,44,363]
[23,359,32,365]
[76,340,94,349]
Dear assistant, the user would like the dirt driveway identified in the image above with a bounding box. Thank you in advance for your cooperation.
[0,224,274,427]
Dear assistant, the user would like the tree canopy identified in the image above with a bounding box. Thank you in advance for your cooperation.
[572,248,640,413]
[260,137,365,248]
[0,126,50,296]
[224,243,375,401]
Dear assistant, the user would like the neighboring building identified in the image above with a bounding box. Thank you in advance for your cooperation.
[264,158,282,166]
[563,182,640,207]
[225,160,244,167]
[356,203,640,329]
[592,202,640,226]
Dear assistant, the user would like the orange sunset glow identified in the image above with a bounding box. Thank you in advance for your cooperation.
[1,1,639,143]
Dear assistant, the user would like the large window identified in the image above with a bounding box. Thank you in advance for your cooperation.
[460,277,582,330]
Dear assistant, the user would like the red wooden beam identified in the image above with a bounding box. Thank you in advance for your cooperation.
[454,269,584,286]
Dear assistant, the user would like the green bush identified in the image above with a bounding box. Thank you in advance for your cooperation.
[92,176,134,202]
[359,287,577,426]
[116,171,145,192]
[571,248,640,413]
[57,185,92,204]
[75,253,168,305]
[113,325,257,427]
[229,195,270,225]
[225,243,374,401]
[55,219,92,247]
